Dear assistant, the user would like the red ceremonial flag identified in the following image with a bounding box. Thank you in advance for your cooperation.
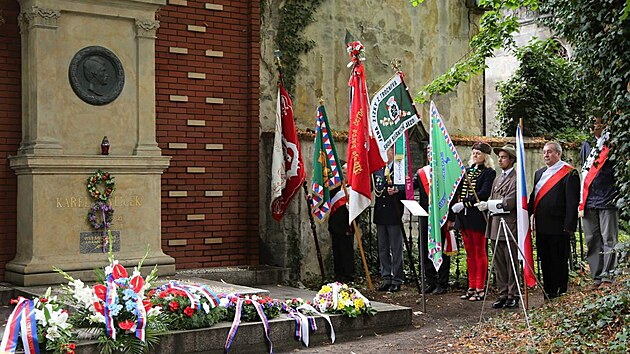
[346,41,385,224]
[270,77,305,221]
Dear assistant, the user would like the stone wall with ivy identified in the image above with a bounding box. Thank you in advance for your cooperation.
[259,0,489,281]
[259,0,485,136]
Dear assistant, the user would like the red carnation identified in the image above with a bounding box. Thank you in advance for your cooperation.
[183,306,194,317]
[159,291,168,299]
[245,299,251,305]
[40,298,48,303]
[169,301,179,312]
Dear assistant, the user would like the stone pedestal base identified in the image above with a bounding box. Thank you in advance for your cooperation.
[8,155,174,286]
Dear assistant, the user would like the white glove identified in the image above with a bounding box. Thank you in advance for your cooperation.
[451,202,464,213]
[475,201,488,211]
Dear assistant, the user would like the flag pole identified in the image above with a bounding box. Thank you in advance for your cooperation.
[519,117,529,310]
[303,181,326,280]
[343,183,374,290]
[390,59,422,294]
[274,51,325,280]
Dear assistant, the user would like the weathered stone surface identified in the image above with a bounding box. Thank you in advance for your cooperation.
[259,0,485,136]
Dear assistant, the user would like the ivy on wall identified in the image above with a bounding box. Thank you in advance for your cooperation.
[274,0,324,93]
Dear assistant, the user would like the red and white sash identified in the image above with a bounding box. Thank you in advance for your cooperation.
[532,161,574,214]
[330,187,347,215]
[579,132,610,211]
[417,166,430,196]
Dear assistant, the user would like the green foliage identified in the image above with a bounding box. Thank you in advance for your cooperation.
[537,0,630,220]
[274,0,324,93]
[496,38,585,137]
[411,0,538,103]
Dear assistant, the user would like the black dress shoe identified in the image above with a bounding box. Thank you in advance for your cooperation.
[377,283,391,292]
[503,298,518,309]
[432,287,447,295]
[492,298,507,309]
[388,284,401,292]
[423,284,436,294]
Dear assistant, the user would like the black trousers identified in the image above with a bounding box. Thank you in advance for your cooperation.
[331,231,355,282]
[419,216,451,288]
[536,233,570,297]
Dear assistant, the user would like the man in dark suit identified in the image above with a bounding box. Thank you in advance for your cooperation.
[415,165,450,295]
[478,144,519,309]
[373,146,406,292]
[328,161,355,283]
[529,141,580,299]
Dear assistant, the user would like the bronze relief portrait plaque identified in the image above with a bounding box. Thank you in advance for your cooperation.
[69,46,125,106]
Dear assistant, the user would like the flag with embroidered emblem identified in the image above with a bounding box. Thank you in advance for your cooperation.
[369,72,419,154]
[310,105,343,221]
[427,101,465,270]
[270,76,306,221]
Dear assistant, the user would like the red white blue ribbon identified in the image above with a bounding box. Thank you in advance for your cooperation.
[251,300,273,354]
[134,297,147,342]
[224,297,244,353]
[104,275,118,340]
[180,283,220,308]
[167,281,200,310]
[0,297,40,354]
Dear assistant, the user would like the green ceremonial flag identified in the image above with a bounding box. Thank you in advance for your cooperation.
[310,105,343,221]
[369,72,419,154]
[428,101,465,270]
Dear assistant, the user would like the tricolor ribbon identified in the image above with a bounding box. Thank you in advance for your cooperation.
[285,304,335,347]
[134,297,147,342]
[167,281,200,310]
[224,297,244,353]
[104,275,117,340]
[224,298,274,354]
[182,283,220,308]
[250,300,274,354]
[0,297,40,354]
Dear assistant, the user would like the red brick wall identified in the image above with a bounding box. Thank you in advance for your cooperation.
[0,1,21,280]
[0,0,260,280]
[155,1,260,269]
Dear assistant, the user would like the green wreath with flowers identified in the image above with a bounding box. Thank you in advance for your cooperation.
[87,170,115,202]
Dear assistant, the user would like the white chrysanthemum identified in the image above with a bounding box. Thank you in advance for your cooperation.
[219,297,230,307]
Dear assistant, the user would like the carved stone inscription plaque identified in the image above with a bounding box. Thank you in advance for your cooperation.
[80,231,121,254]
[69,46,125,105]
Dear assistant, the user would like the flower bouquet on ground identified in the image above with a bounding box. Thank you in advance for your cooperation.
[313,282,376,318]
[149,281,226,330]
[54,248,167,354]
[220,294,281,322]
[0,288,75,354]
[219,294,281,353]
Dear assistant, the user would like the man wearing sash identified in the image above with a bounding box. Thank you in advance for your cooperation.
[414,165,453,295]
[579,118,618,288]
[529,141,580,299]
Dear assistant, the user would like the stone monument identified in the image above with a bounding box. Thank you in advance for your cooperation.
[7,0,175,285]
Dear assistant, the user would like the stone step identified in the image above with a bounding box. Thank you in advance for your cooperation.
[0,281,410,353]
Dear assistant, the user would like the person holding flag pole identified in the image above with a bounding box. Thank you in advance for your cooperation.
[369,59,425,294]
[345,34,386,290]
[310,101,372,285]
[427,102,466,288]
